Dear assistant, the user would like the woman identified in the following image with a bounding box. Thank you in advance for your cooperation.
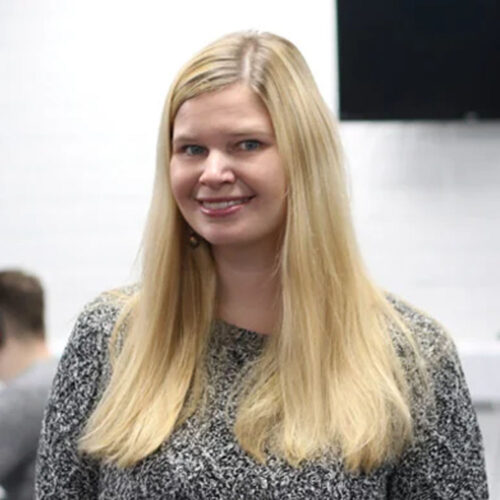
[36,32,488,498]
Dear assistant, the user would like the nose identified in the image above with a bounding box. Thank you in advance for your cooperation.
[198,150,235,187]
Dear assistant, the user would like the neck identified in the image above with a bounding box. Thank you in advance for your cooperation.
[0,337,51,383]
[212,241,281,335]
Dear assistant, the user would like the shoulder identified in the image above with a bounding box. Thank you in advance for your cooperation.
[74,284,138,329]
[384,292,475,434]
[51,284,139,398]
[35,289,137,497]
[384,292,468,417]
[385,292,457,367]
[67,284,138,353]
[37,286,139,448]
[383,300,488,497]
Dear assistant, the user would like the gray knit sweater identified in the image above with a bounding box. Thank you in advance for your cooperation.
[35,293,488,499]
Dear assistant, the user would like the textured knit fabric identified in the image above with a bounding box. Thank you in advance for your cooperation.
[35,293,488,499]
[1,357,58,500]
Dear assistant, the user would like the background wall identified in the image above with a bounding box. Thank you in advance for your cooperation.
[1,0,499,492]
[345,121,500,342]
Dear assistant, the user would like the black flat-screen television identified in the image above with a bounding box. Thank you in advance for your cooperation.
[336,0,500,120]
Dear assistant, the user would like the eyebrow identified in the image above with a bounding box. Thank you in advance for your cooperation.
[172,129,274,144]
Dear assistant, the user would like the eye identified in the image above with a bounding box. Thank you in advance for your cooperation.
[238,140,262,152]
[182,145,207,156]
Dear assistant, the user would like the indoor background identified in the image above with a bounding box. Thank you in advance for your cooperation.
[1,0,498,495]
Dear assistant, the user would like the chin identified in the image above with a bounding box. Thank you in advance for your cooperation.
[198,229,252,247]
[202,235,246,247]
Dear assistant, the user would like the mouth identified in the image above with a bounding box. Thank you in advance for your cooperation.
[197,196,254,210]
[196,196,254,216]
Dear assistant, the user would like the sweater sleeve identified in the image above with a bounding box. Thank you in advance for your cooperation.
[35,297,119,499]
[387,317,489,499]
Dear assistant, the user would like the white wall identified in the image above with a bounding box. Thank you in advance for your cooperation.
[343,121,500,342]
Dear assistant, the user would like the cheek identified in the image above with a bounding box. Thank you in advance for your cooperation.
[169,173,193,224]
[169,162,193,204]
[267,158,287,198]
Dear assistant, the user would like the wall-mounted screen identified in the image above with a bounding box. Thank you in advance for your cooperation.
[337,0,500,120]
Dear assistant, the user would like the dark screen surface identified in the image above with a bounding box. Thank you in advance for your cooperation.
[337,0,500,120]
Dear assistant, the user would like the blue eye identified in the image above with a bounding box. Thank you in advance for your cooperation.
[239,140,261,151]
[183,145,206,156]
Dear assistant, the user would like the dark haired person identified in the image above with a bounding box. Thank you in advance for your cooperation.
[0,270,57,500]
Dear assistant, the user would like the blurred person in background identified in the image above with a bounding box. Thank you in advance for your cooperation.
[0,270,57,500]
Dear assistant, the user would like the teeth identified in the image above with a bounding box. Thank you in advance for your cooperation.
[202,198,249,209]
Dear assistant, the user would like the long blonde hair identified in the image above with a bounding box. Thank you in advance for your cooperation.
[79,31,422,472]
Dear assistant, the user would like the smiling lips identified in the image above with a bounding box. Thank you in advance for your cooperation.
[198,196,254,216]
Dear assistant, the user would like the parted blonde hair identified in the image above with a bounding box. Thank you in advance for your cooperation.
[79,31,423,472]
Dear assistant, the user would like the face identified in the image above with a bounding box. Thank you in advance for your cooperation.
[170,83,287,251]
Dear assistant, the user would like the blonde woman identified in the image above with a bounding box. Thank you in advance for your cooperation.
[36,32,488,498]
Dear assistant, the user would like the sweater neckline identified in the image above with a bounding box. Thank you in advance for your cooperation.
[212,319,267,351]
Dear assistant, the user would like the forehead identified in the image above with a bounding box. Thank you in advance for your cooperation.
[172,84,274,138]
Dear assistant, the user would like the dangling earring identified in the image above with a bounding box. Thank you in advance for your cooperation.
[188,228,200,248]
